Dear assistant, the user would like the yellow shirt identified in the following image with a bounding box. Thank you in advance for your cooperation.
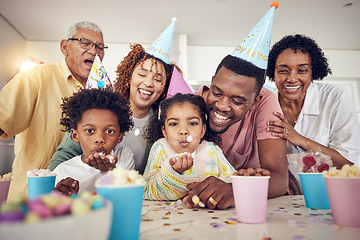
[0,59,83,201]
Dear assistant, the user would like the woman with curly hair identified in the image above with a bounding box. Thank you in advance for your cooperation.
[48,43,181,174]
[113,43,180,173]
[266,34,360,190]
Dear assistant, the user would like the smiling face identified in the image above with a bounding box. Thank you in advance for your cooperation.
[61,27,105,86]
[129,58,167,117]
[71,109,123,159]
[274,48,312,102]
[205,66,259,134]
[161,102,206,154]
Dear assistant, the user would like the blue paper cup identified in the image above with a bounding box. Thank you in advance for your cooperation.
[96,184,145,240]
[28,176,56,200]
[299,173,330,209]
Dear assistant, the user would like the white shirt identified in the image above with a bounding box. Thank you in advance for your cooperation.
[54,146,134,194]
[285,82,360,183]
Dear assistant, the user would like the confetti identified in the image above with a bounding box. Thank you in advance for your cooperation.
[225,220,238,225]
[210,222,224,228]
[142,219,154,222]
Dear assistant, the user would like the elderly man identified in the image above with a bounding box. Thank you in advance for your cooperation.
[0,21,107,200]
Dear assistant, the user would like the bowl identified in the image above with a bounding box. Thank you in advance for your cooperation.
[0,200,112,240]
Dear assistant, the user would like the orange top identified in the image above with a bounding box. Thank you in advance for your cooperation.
[271,1,279,9]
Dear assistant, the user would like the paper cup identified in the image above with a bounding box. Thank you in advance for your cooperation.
[28,176,56,200]
[299,173,330,209]
[231,176,270,224]
[0,180,11,203]
[96,183,145,240]
[324,177,360,227]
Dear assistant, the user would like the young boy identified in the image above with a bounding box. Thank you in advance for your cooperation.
[54,88,134,195]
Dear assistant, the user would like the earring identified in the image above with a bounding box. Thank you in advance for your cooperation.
[158,107,161,120]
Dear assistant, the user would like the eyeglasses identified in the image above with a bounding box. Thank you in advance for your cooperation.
[67,38,108,53]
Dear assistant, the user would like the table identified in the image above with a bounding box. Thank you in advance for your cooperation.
[140,195,360,240]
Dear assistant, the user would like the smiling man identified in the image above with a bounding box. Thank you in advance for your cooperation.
[0,22,106,200]
[183,3,288,209]
[184,55,288,209]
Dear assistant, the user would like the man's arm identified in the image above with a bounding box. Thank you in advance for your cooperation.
[47,131,83,170]
[258,138,288,198]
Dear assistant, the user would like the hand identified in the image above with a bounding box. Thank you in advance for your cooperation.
[84,152,118,173]
[182,176,234,210]
[54,177,79,196]
[267,112,303,146]
[169,152,193,174]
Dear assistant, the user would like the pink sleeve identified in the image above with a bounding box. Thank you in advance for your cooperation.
[255,88,282,140]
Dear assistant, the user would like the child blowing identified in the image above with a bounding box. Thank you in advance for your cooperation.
[143,93,235,201]
[54,88,134,195]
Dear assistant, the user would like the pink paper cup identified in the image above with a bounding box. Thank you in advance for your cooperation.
[231,176,270,224]
[324,176,360,228]
[28,176,56,200]
[0,180,11,203]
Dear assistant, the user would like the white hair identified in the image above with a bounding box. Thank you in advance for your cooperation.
[67,21,103,38]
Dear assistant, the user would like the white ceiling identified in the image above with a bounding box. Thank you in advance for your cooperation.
[1,0,359,50]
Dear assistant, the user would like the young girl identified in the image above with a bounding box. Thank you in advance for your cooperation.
[143,93,236,201]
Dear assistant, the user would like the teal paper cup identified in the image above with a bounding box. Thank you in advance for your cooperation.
[28,176,56,200]
[96,184,145,240]
[299,173,330,209]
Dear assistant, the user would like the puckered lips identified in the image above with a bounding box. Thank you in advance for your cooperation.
[283,84,302,94]
[138,88,153,100]
[180,139,189,148]
[93,147,106,156]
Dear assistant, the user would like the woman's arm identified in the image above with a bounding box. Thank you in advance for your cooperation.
[268,112,353,168]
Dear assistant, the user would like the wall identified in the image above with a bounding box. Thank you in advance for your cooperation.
[0,15,26,89]
[0,16,26,174]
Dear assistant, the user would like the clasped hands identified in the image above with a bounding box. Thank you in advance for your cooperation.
[54,152,117,196]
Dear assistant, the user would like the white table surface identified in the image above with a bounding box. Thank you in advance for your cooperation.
[140,195,360,240]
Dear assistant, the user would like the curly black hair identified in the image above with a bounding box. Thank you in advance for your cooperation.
[267,34,332,81]
[144,93,222,146]
[60,88,134,133]
[215,55,266,97]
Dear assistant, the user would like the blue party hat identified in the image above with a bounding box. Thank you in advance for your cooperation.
[145,17,176,64]
[231,2,279,70]
[86,54,113,91]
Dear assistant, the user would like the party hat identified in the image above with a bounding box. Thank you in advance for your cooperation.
[231,1,279,70]
[86,54,113,91]
[145,17,176,64]
[166,66,194,99]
